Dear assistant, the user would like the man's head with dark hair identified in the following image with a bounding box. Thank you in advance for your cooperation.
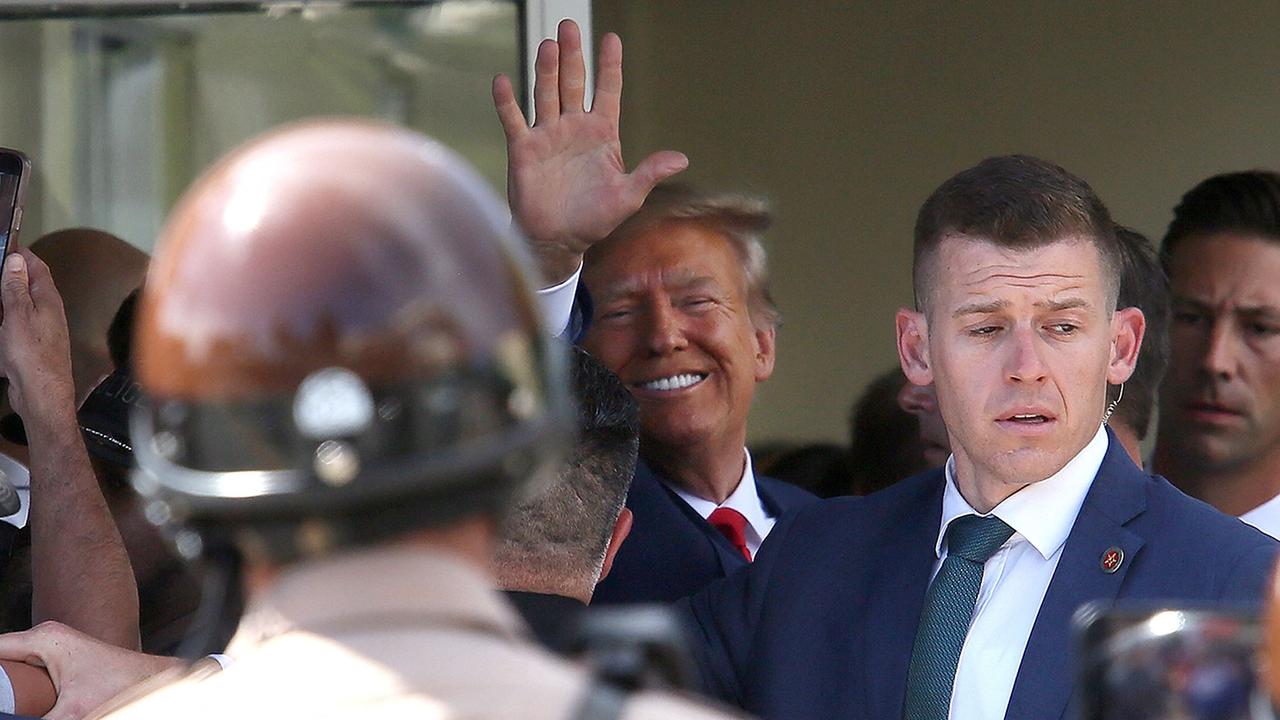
[754,442,852,499]
[897,155,1144,511]
[492,346,640,603]
[1154,170,1280,518]
[1107,226,1170,450]
[912,155,1121,316]
[848,367,933,495]
[1161,171,1280,261]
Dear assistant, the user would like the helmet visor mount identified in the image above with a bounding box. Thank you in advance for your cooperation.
[133,345,569,506]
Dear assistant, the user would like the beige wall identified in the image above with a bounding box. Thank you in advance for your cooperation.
[594,1,1280,446]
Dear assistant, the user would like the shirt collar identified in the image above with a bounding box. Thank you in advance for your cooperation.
[670,449,774,539]
[1240,491,1280,537]
[937,424,1110,561]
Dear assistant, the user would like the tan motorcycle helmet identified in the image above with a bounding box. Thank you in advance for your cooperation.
[130,119,572,565]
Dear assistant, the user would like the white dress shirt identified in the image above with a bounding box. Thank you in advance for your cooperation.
[935,424,1109,720]
[535,263,581,338]
[669,450,776,556]
[0,452,31,529]
[1240,491,1280,540]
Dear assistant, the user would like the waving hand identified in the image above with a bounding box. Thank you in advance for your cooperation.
[493,19,688,284]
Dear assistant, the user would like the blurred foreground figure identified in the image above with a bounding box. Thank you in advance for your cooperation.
[17,120,736,720]
[1152,171,1280,538]
[1267,559,1280,707]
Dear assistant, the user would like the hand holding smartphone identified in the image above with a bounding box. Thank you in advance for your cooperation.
[0,148,31,259]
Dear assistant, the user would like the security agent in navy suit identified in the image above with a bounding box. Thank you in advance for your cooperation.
[686,432,1276,720]
[500,22,815,607]
[680,156,1279,720]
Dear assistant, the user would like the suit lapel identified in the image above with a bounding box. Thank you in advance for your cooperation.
[1004,434,1148,720]
[757,476,785,517]
[864,472,946,720]
[644,461,748,576]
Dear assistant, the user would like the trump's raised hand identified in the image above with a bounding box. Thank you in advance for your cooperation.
[493,19,688,285]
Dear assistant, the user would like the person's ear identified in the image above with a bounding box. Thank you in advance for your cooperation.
[753,324,777,382]
[897,308,932,386]
[1106,306,1145,385]
[597,508,633,583]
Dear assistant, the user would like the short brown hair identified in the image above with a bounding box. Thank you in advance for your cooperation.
[608,183,781,330]
[1161,170,1280,264]
[912,155,1120,313]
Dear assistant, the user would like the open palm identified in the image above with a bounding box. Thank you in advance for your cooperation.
[494,20,687,284]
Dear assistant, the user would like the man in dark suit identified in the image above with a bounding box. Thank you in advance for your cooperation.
[681,155,1278,720]
[493,20,816,605]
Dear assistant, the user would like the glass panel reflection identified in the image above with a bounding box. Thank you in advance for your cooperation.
[0,1,519,250]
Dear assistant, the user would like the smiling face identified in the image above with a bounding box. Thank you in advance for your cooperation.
[580,221,775,455]
[1159,233,1280,473]
[897,236,1141,507]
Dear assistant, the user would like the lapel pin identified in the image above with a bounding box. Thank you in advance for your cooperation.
[1100,547,1123,574]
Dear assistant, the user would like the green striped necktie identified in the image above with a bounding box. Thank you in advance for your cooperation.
[902,514,1015,720]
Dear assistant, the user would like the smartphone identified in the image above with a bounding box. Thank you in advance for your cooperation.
[1074,601,1273,720]
[0,148,32,257]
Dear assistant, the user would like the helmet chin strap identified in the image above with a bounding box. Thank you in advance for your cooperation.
[1102,382,1125,425]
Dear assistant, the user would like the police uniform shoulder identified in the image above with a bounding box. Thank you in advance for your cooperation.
[622,689,749,719]
[93,671,210,719]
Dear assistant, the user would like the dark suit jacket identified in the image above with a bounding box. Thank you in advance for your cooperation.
[593,458,818,605]
[681,429,1279,720]
[504,590,587,655]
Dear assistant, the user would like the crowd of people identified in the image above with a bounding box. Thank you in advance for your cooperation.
[0,16,1272,720]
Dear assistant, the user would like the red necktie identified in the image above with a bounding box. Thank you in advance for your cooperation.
[709,507,752,562]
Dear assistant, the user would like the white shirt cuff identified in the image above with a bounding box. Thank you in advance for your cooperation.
[0,664,15,714]
[535,262,582,338]
[0,488,29,530]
